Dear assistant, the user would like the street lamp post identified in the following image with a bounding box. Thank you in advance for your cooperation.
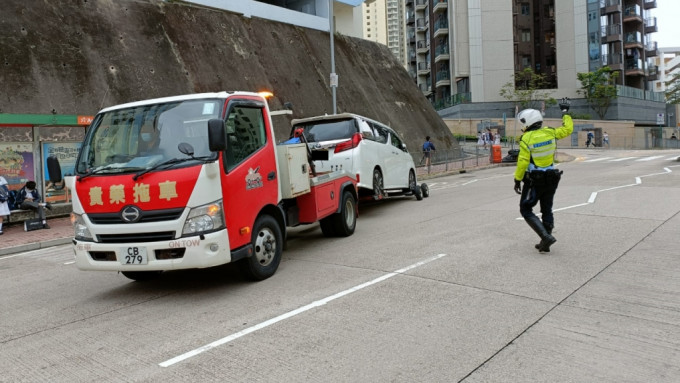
[329,0,337,115]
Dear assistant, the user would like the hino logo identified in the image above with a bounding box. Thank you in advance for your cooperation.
[121,205,142,223]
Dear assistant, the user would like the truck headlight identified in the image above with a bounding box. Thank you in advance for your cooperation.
[182,200,225,236]
[71,212,93,241]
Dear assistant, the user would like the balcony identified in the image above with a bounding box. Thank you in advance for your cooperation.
[433,18,448,38]
[624,32,643,49]
[645,41,659,57]
[417,40,429,54]
[417,61,431,75]
[601,53,624,71]
[415,0,427,11]
[416,18,427,32]
[433,0,448,14]
[435,70,450,88]
[600,23,622,43]
[646,64,659,81]
[406,12,415,25]
[434,44,450,63]
[420,82,432,96]
[644,17,657,34]
[625,58,644,76]
[644,0,657,9]
[600,0,622,14]
[623,5,642,23]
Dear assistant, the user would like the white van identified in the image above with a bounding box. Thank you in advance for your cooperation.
[290,113,419,199]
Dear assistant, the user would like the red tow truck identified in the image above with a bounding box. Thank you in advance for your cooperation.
[48,91,358,281]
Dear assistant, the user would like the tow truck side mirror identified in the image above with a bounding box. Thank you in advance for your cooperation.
[208,119,227,152]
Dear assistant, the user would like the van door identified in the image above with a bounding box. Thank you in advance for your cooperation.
[220,98,278,250]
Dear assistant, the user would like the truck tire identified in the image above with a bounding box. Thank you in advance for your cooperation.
[121,271,162,282]
[331,190,357,237]
[240,214,283,281]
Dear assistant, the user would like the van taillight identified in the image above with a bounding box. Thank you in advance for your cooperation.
[334,133,362,153]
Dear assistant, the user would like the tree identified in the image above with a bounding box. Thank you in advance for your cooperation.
[499,68,557,111]
[665,71,680,104]
[577,66,617,119]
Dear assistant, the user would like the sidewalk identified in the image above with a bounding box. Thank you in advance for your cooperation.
[0,216,73,256]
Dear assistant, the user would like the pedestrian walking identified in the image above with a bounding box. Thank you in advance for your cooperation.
[602,131,609,148]
[0,175,10,235]
[421,136,436,167]
[477,131,484,148]
[585,131,594,148]
[513,98,573,253]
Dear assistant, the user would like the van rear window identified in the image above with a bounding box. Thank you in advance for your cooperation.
[295,119,357,142]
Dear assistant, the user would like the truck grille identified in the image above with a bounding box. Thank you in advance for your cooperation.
[88,208,184,224]
[97,231,176,244]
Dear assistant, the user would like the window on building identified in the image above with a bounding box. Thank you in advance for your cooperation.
[521,3,530,16]
[522,56,531,68]
[521,30,530,42]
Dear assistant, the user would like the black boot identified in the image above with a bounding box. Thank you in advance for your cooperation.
[535,222,553,251]
[525,216,556,253]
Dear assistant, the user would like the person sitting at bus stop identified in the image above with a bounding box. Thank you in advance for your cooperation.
[16,180,51,229]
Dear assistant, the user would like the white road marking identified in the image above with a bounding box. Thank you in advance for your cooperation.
[636,155,664,161]
[516,164,673,219]
[584,157,613,162]
[159,253,449,367]
[609,157,636,162]
[462,179,478,186]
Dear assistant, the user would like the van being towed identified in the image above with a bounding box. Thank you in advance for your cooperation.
[290,113,427,200]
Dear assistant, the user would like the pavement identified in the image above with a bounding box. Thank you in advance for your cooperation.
[0,216,73,256]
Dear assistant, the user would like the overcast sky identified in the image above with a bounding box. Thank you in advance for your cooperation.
[655,0,680,48]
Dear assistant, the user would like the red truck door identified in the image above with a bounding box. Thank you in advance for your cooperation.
[220,97,279,250]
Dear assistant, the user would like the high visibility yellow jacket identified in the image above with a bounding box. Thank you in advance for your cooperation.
[514,115,573,181]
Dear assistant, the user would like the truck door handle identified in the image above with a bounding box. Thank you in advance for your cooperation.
[268,171,276,181]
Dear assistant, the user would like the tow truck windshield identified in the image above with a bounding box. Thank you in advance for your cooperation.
[75,99,222,176]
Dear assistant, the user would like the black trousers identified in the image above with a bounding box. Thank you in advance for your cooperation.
[20,201,46,221]
[519,170,562,227]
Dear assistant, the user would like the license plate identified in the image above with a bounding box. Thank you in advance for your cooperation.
[119,247,148,265]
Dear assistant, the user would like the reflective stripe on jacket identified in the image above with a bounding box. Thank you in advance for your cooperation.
[514,114,573,181]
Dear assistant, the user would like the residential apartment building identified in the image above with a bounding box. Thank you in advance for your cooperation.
[360,1,406,62]
[403,0,665,124]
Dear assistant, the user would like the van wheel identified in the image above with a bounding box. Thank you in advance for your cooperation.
[404,170,416,194]
[240,215,283,281]
[421,183,429,198]
[373,168,385,200]
[121,271,162,282]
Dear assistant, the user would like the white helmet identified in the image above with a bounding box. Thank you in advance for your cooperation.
[517,109,543,129]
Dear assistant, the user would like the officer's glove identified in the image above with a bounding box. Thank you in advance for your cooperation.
[559,97,570,113]
[514,179,522,195]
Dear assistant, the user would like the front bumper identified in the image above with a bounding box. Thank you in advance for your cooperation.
[73,229,231,271]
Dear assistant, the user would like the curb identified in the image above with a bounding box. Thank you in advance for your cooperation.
[0,238,73,257]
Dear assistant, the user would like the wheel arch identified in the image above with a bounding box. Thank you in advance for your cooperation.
[259,203,286,240]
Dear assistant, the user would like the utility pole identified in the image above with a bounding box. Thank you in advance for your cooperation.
[329,0,337,114]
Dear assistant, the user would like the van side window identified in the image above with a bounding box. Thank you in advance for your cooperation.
[357,120,375,140]
[390,131,407,152]
[371,123,389,144]
[225,106,267,171]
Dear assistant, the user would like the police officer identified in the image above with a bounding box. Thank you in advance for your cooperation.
[513,98,573,252]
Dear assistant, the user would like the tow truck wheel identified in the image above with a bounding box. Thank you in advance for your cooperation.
[421,183,429,198]
[121,271,162,282]
[240,215,283,281]
[332,190,357,237]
